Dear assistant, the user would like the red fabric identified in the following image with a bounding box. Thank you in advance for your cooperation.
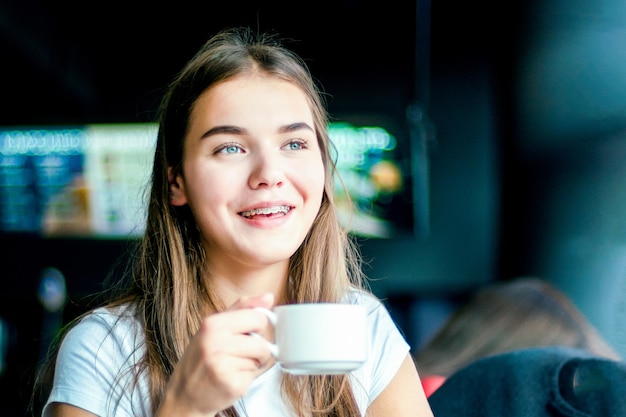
[421,375,447,397]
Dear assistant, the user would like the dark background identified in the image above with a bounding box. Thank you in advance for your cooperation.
[1,1,424,125]
[3,1,626,416]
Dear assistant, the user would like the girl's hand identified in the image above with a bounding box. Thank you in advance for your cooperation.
[157,293,275,417]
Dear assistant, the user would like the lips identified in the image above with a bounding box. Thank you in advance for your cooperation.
[239,205,292,218]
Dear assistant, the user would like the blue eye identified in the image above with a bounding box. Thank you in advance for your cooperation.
[225,145,241,154]
[285,140,305,150]
[217,143,244,154]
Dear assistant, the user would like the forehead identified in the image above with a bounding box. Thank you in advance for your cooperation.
[190,74,313,124]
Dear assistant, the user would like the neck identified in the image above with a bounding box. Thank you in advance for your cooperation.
[206,261,289,307]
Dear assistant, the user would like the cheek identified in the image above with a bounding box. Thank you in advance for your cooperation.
[184,166,231,208]
[300,162,326,204]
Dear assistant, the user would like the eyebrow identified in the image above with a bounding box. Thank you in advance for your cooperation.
[200,122,314,139]
[279,122,314,134]
[200,125,244,139]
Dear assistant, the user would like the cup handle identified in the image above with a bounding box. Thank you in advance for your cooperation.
[252,307,279,358]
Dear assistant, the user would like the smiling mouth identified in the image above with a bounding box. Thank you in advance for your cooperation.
[239,205,292,218]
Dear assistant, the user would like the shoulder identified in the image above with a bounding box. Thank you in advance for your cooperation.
[348,288,411,411]
[346,288,397,328]
[47,303,149,417]
[68,303,140,337]
[59,303,144,363]
[346,288,385,311]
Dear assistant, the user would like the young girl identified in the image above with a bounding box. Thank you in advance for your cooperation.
[32,27,433,417]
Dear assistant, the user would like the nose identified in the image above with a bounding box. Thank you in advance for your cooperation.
[248,150,284,189]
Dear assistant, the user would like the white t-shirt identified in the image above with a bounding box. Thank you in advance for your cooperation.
[43,291,410,417]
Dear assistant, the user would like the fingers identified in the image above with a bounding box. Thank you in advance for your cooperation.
[205,307,270,337]
[198,301,275,364]
[229,332,274,370]
[163,293,278,414]
[217,292,275,335]
[204,334,268,373]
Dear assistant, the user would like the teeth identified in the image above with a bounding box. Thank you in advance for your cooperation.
[240,205,291,218]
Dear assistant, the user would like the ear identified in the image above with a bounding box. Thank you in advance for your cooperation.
[168,167,187,206]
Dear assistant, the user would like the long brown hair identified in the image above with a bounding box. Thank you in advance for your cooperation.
[31,27,366,417]
[414,277,622,378]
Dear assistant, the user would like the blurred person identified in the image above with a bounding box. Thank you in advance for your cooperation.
[30,27,433,417]
[414,276,622,397]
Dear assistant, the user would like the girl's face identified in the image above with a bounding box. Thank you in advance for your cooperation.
[170,74,325,274]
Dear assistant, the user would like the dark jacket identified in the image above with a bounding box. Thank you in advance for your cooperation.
[428,346,626,417]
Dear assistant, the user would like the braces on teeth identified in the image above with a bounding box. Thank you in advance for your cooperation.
[241,206,291,217]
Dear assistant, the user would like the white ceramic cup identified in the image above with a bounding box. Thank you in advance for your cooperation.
[255,303,368,375]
